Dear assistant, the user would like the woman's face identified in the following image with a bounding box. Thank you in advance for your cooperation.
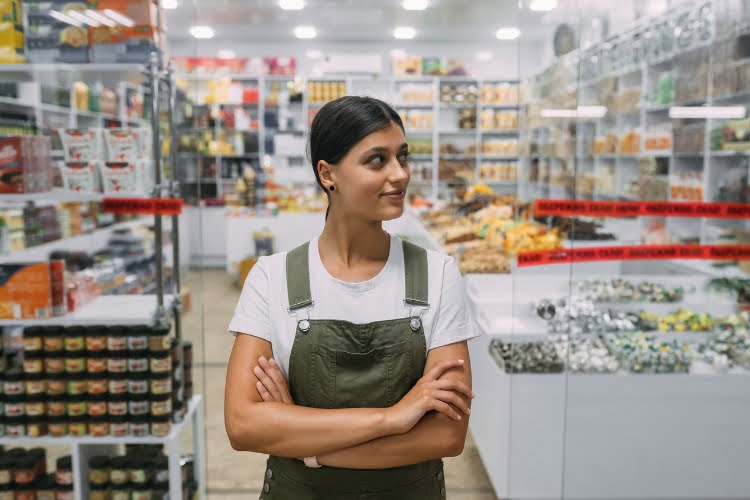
[322,122,410,222]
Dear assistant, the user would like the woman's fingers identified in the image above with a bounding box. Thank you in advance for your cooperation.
[432,390,471,416]
[431,379,474,399]
[430,399,462,421]
[253,364,283,402]
[262,357,294,404]
[256,381,274,402]
[423,359,465,382]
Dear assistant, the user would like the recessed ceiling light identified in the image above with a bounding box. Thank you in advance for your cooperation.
[189,25,215,39]
[496,27,520,40]
[280,0,304,10]
[162,0,178,9]
[403,0,428,10]
[476,51,493,61]
[394,26,416,40]
[306,49,323,59]
[84,10,116,27]
[67,10,100,27]
[390,48,407,59]
[529,0,558,11]
[102,9,134,27]
[294,25,316,39]
[218,50,236,59]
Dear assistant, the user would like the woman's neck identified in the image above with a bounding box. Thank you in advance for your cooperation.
[318,210,390,274]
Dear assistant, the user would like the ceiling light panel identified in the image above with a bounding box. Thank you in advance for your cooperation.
[84,10,116,27]
[102,9,134,27]
[67,10,100,27]
[280,0,304,10]
[189,25,215,39]
[403,0,428,10]
[294,25,317,39]
[529,0,558,11]
[394,26,416,40]
[496,27,520,40]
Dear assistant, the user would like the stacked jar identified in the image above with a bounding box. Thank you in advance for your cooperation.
[0,448,72,500]
[88,447,170,500]
[3,324,177,438]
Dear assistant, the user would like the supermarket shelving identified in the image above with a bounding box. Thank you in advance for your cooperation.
[0,396,205,500]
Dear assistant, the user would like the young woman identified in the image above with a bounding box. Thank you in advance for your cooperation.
[224,96,479,499]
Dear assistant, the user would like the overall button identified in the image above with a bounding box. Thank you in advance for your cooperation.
[410,317,421,331]
[440,486,446,497]
[437,470,444,481]
[264,483,270,493]
[266,469,273,479]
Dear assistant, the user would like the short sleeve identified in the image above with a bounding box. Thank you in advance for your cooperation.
[227,257,272,341]
[428,256,481,351]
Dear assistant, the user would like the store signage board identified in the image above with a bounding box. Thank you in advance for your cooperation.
[518,244,750,267]
[102,197,183,215]
[534,199,750,219]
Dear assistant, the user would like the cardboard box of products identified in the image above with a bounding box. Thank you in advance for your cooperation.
[25,1,90,63]
[0,136,53,194]
[87,0,163,63]
[0,260,65,319]
[0,0,24,62]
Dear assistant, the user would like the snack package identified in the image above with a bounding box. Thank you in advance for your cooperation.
[0,0,25,63]
[58,129,100,162]
[25,1,89,63]
[137,159,154,194]
[0,136,52,193]
[135,127,153,159]
[61,162,98,192]
[0,262,55,319]
[87,0,162,63]
[103,128,139,162]
[99,162,137,194]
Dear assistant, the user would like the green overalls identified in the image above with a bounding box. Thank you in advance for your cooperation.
[260,240,447,499]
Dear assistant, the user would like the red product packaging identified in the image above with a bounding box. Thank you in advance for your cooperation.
[49,259,67,316]
[0,136,53,193]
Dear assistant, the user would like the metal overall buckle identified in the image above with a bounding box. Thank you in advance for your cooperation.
[404,300,429,332]
[288,302,314,333]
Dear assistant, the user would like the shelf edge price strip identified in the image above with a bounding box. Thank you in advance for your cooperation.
[102,197,183,216]
[517,244,750,267]
[534,199,750,220]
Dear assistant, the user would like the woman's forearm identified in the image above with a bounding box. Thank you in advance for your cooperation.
[317,412,467,469]
[225,401,394,458]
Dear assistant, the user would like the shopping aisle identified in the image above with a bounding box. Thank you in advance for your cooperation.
[181,270,497,500]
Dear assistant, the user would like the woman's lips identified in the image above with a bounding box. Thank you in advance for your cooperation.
[381,190,405,201]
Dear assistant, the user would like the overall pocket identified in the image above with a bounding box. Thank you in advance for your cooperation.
[309,341,413,409]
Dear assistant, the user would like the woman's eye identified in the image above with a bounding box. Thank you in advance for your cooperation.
[369,155,385,165]
[399,153,410,163]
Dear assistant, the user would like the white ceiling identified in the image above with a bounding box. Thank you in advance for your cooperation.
[164,0,559,44]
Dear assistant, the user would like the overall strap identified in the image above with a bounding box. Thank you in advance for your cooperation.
[286,242,313,311]
[402,240,429,307]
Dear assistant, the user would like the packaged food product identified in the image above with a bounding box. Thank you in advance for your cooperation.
[58,129,100,163]
[99,162,138,194]
[103,128,139,163]
[0,261,66,320]
[61,162,98,192]
[0,136,53,194]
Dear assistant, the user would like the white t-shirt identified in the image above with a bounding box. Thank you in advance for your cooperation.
[228,234,480,378]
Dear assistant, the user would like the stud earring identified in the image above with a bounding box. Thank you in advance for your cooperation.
[329,185,335,191]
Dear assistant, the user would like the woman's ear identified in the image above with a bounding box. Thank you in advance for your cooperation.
[317,160,335,189]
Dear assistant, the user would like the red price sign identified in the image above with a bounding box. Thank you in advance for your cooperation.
[534,199,750,219]
[102,198,183,216]
[517,244,750,267]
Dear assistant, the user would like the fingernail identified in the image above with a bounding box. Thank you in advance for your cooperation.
[253,366,261,373]
[471,392,476,398]
[458,359,465,364]
[269,359,276,365]
[467,408,471,414]
[457,415,462,420]
[259,356,267,363]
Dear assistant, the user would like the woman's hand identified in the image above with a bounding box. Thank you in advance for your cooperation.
[385,359,474,435]
[253,356,295,405]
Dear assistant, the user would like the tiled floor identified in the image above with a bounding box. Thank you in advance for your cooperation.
[182,269,497,499]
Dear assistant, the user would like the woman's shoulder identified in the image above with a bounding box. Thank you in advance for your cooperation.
[394,236,455,272]
[255,240,315,276]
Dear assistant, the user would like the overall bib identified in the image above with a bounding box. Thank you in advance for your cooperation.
[260,240,447,499]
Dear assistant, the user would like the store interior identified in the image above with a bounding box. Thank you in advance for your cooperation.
[1,0,750,498]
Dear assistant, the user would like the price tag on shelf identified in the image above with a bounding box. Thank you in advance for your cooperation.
[102,198,183,216]
[534,199,750,219]
[518,244,750,267]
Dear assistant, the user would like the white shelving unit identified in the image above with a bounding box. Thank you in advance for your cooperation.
[0,294,175,326]
[176,74,521,200]
[519,0,750,246]
[0,396,206,500]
